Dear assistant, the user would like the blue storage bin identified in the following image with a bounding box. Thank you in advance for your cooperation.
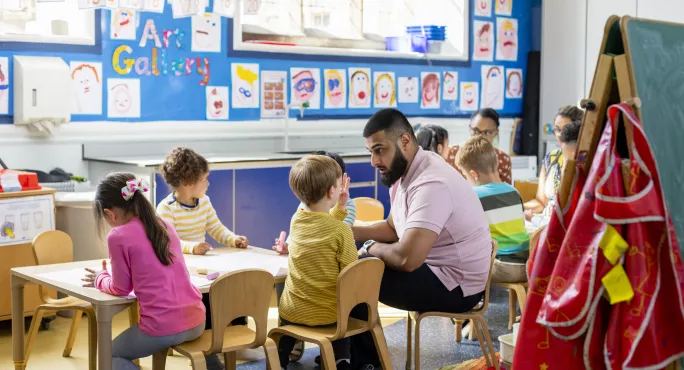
[386,34,427,53]
[406,25,447,41]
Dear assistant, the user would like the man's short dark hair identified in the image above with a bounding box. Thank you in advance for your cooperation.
[363,108,416,141]
[471,108,500,128]
[560,120,582,144]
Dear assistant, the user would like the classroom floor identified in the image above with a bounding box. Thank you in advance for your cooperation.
[0,287,512,369]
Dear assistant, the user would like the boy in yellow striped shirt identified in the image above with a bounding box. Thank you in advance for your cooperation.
[277,155,358,370]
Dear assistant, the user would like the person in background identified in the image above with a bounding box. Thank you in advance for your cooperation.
[277,155,357,370]
[83,173,205,370]
[447,108,513,184]
[456,136,529,283]
[524,106,584,220]
[415,124,451,161]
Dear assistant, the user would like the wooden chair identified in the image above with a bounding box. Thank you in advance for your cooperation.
[268,258,392,370]
[406,241,499,370]
[152,269,280,370]
[24,230,98,370]
[492,282,528,330]
[353,197,384,222]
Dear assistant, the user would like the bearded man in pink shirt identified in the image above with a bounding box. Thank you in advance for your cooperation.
[350,108,492,369]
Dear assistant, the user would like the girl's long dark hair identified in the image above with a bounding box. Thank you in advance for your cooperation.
[416,124,449,154]
[94,172,174,266]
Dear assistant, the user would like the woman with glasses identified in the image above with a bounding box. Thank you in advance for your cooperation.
[523,105,584,219]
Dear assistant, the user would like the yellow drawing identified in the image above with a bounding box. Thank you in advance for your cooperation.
[374,73,396,107]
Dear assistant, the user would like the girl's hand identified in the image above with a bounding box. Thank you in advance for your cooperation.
[524,209,535,221]
[272,238,289,255]
[82,260,107,287]
[338,173,351,208]
[193,242,213,255]
[234,236,249,248]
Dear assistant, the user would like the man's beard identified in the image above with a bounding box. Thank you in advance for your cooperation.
[379,148,409,187]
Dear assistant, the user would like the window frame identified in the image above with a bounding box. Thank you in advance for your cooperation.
[231,0,471,64]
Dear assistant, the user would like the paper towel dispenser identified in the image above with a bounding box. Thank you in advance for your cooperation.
[13,55,70,125]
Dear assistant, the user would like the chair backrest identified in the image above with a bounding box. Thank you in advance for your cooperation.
[353,198,384,222]
[333,258,385,339]
[207,269,274,353]
[32,230,74,266]
[474,240,499,314]
[529,224,546,255]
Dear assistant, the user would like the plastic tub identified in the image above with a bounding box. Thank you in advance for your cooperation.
[499,333,516,364]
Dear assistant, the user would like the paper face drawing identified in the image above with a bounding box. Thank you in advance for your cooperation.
[420,72,440,109]
[107,78,140,118]
[231,63,259,109]
[473,21,494,61]
[481,65,504,110]
[496,18,518,61]
[443,72,458,101]
[143,0,164,12]
[373,72,396,108]
[495,0,512,16]
[111,9,137,40]
[191,13,221,53]
[398,77,418,103]
[475,0,491,17]
[460,82,479,111]
[261,71,287,118]
[206,86,228,120]
[70,62,103,115]
[348,68,371,108]
[213,0,234,16]
[291,68,320,109]
[0,57,8,115]
[506,69,523,98]
[324,69,346,109]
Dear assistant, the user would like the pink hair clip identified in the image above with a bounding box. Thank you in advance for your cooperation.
[121,178,150,201]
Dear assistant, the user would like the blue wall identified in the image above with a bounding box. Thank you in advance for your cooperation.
[0,0,532,124]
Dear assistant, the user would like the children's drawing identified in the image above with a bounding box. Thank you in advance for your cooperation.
[324,69,346,109]
[348,68,371,109]
[398,77,418,103]
[118,0,144,10]
[143,0,165,13]
[460,82,479,111]
[1,220,15,239]
[443,72,458,101]
[20,214,29,231]
[475,0,492,17]
[0,195,54,247]
[33,212,43,229]
[506,68,523,98]
[473,21,494,61]
[373,72,396,108]
[261,70,287,118]
[495,0,512,16]
[231,63,260,108]
[107,78,141,118]
[496,17,518,61]
[78,0,105,9]
[213,0,234,16]
[290,68,320,109]
[0,57,8,115]
[206,86,228,120]
[70,62,103,115]
[420,72,440,109]
[191,13,221,53]
[172,0,203,18]
[244,0,260,14]
[481,65,504,110]
[111,9,137,40]
[105,0,118,9]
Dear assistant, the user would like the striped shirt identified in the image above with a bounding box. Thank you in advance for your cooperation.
[286,198,356,244]
[279,204,358,326]
[473,183,530,255]
[156,193,237,254]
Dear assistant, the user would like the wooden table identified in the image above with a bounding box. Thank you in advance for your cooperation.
[11,246,287,370]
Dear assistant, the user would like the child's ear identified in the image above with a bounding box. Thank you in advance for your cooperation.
[437,144,444,154]
[103,208,116,222]
[469,170,479,181]
[328,185,335,199]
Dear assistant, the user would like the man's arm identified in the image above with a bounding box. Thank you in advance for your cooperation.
[352,213,399,243]
[366,227,438,272]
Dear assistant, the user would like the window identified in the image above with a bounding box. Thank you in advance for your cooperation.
[234,0,469,61]
[0,0,96,45]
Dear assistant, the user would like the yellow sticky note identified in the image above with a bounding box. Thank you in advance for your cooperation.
[602,264,634,305]
[599,225,628,265]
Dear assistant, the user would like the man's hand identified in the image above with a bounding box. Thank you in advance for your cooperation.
[337,173,351,208]
[82,260,107,287]
[234,236,249,248]
[193,242,213,255]
[524,209,535,221]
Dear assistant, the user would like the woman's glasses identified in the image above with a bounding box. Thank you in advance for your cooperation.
[470,127,498,137]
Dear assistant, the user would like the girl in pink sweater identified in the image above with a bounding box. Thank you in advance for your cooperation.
[82,173,207,370]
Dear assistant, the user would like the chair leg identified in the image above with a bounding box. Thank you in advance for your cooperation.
[414,316,422,370]
[263,337,281,370]
[371,325,393,370]
[513,285,528,313]
[167,348,174,356]
[468,320,475,341]
[508,289,516,330]
[224,352,237,370]
[189,353,208,370]
[319,339,337,370]
[24,308,47,363]
[471,319,489,367]
[152,349,168,370]
[475,317,499,370]
[62,310,83,357]
[83,307,98,370]
[454,320,463,343]
[406,314,413,370]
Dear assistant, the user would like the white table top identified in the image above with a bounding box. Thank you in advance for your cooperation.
[11,246,288,305]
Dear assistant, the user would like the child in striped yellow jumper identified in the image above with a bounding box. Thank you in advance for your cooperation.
[278,155,357,370]
[156,147,248,370]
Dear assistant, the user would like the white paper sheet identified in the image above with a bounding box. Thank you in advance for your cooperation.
[185,251,287,276]
[1,195,55,247]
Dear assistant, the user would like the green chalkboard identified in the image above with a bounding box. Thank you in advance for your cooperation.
[624,17,684,253]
